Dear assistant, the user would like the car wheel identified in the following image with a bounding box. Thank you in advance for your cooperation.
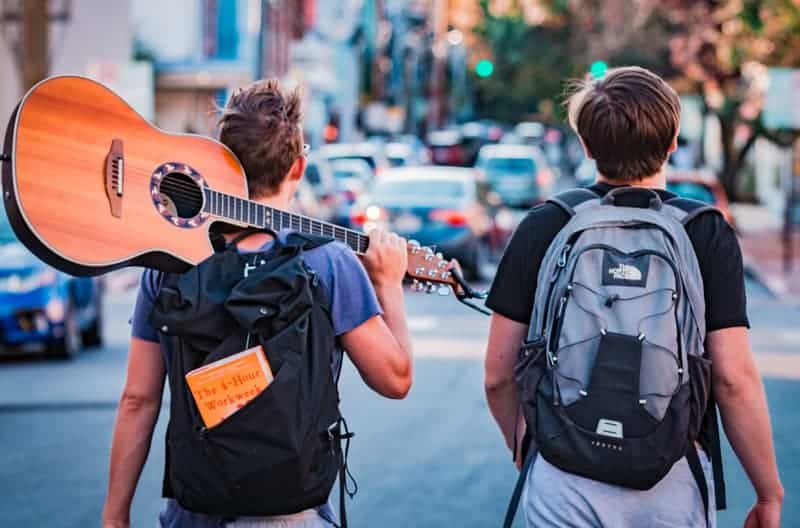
[48,302,80,359]
[81,295,103,348]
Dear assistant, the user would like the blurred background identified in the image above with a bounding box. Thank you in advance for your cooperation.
[0,1,799,526]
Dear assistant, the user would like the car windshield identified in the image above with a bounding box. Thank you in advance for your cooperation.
[666,181,715,204]
[328,155,376,169]
[0,201,17,244]
[485,157,536,173]
[373,179,465,203]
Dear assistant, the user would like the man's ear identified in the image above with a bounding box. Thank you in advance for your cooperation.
[668,131,680,155]
[287,156,307,182]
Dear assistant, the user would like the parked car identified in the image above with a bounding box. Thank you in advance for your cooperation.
[427,129,467,167]
[385,142,426,167]
[475,144,554,208]
[304,153,337,198]
[0,202,103,358]
[350,167,492,280]
[294,177,336,223]
[319,142,390,178]
[329,159,374,226]
[665,167,733,225]
[514,121,546,146]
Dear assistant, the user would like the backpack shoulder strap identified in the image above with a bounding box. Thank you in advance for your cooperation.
[546,188,600,217]
[663,197,723,225]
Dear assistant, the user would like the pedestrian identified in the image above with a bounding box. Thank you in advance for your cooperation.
[485,66,784,528]
[101,79,413,528]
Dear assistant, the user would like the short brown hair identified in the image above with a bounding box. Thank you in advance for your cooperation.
[217,79,304,198]
[567,66,680,182]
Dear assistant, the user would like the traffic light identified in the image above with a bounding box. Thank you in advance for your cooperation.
[475,59,494,78]
[590,61,609,79]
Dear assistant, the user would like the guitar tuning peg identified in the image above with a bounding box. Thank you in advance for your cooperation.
[435,252,443,260]
[408,239,421,254]
[411,279,422,292]
[425,282,437,294]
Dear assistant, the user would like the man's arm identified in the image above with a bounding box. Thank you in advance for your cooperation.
[102,337,166,528]
[707,327,784,527]
[485,313,528,453]
[341,228,412,399]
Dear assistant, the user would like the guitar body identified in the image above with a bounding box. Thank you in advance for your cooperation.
[2,76,248,276]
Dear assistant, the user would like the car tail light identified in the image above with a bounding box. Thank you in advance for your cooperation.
[350,212,367,225]
[351,205,385,226]
[430,209,468,227]
[537,168,554,187]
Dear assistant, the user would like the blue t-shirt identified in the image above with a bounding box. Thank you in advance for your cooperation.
[130,233,382,527]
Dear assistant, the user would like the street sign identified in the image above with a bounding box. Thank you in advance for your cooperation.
[764,68,800,130]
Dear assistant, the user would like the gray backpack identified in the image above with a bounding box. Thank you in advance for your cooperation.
[505,187,726,527]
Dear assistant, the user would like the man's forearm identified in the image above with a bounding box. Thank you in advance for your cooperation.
[716,375,784,502]
[486,384,520,452]
[103,396,161,523]
[375,284,412,358]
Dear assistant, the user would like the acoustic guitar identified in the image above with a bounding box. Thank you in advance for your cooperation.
[1,76,464,297]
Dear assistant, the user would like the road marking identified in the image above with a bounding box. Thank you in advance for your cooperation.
[754,352,800,380]
[408,317,439,332]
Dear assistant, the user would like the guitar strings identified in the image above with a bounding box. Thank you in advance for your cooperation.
[120,166,369,250]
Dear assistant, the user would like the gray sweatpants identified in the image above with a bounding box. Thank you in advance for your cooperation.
[523,453,716,527]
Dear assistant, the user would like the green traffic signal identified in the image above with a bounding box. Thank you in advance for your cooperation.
[476,59,494,78]
[590,61,608,79]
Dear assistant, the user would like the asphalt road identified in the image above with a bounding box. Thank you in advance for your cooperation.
[0,276,797,527]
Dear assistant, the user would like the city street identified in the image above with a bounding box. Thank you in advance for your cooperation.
[0,275,797,527]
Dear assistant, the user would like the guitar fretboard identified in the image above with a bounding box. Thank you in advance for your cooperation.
[203,188,369,254]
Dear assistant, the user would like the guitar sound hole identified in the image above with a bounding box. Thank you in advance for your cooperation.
[159,172,204,218]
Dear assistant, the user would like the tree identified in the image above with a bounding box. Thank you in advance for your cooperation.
[470,0,676,121]
[467,0,800,200]
[664,0,800,200]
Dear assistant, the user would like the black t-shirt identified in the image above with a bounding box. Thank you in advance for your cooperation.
[487,182,749,332]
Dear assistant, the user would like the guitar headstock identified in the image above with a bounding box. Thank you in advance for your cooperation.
[405,240,459,295]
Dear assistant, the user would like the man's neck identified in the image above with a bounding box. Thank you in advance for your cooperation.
[596,171,666,190]
[223,191,294,251]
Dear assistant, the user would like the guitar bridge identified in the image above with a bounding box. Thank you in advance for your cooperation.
[105,139,124,218]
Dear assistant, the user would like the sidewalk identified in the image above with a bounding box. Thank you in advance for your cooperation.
[731,203,800,304]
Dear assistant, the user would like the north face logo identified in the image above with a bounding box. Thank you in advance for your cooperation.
[608,263,642,281]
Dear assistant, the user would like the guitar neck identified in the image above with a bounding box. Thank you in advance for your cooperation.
[203,188,369,254]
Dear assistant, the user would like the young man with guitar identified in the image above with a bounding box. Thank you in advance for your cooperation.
[485,67,783,527]
[102,80,413,528]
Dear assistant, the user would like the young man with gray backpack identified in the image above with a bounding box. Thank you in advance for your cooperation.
[485,67,784,527]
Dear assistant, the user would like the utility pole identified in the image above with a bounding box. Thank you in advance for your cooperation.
[21,0,49,92]
[428,0,448,130]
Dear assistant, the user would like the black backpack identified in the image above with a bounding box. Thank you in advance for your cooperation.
[150,231,354,523]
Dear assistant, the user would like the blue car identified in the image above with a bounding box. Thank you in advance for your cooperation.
[350,167,492,280]
[0,202,102,358]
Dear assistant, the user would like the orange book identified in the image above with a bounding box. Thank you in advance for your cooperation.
[185,345,274,428]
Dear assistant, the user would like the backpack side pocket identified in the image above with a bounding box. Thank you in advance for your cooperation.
[515,336,548,453]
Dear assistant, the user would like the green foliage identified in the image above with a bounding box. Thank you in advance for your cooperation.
[470,2,583,122]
